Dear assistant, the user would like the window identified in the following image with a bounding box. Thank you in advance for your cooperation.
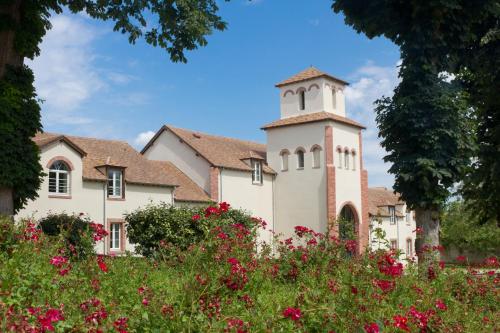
[332,88,336,110]
[351,151,356,170]
[280,150,289,171]
[48,161,70,195]
[406,210,411,225]
[299,90,305,110]
[108,169,123,198]
[337,149,342,168]
[312,146,321,168]
[251,160,262,184]
[109,223,122,251]
[296,149,305,169]
[389,206,396,225]
[344,150,349,169]
[390,239,398,250]
[406,238,413,257]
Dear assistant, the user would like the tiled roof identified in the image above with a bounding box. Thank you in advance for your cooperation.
[261,112,365,130]
[149,161,211,203]
[368,187,405,217]
[275,67,349,87]
[34,132,179,188]
[142,126,276,174]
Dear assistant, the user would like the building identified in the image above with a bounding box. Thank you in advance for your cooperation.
[17,133,210,254]
[368,187,416,258]
[17,67,415,255]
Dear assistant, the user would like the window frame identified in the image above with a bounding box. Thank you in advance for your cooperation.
[299,90,305,110]
[388,206,396,225]
[251,159,262,185]
[107,168,124,199]
[280,150,289,172]
[331,88,336,110]
[108,219,125,253]
[344,150,350,169]
[296,149,305,169]
[48,161,71,196]
[390,239,398,250]
[311,146,322,169]
[406,238,413,257]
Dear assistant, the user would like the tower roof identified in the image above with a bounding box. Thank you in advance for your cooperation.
[275,67,349,87]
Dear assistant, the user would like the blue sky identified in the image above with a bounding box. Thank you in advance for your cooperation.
[29,0,401,187]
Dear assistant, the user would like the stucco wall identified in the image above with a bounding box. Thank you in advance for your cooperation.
[219,169,274,244]
[279,78,346,118]
[16,141,174,255]
[266,122,329,239]
[142,129,212,193]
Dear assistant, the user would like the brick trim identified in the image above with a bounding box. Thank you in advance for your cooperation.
[325,126,337,237]
[107,218,126,254]
[359,131,370,254]
[210,167,219,202]
[46,156,75,171]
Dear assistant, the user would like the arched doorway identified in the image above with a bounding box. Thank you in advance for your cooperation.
[338,204,358,241]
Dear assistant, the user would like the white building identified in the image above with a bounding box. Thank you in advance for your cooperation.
[18,67,415,255]
[368,187,416,258]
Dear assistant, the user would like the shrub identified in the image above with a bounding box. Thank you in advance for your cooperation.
[441,201,500,254]
[0,215,19,254]
[125,202,257,258]
[39,212,97,259]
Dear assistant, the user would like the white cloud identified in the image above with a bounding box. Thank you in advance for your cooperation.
[134,131,156,148]
[28,15,105,125]
[344,61,401,188]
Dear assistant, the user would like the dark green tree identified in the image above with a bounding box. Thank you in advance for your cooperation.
[0,0,228,215]
[331,0,494,260]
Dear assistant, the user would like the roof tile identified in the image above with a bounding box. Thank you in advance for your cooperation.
[275,67,349,87]
[261,111,365,130]
[368,187,405,217]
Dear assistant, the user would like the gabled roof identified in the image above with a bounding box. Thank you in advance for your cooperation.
[261,111,365,130]
[150,161,211,203]
[368,187,405,217]
[275,67,349,87]
[142,125,276,174]
[34,132,179,188]
[33,134,87,157]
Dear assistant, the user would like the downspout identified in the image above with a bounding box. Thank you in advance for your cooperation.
[102,182,106,255]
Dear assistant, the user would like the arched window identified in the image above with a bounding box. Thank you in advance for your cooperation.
[344,149,349,169]
[48,160,70,195]
[336,146,342,168]
[332,88,336,110]
[311,145,322,168]
[299,90,305,110]
[296,148,305,169]
[280,149,289,171]
[351,149,356,170]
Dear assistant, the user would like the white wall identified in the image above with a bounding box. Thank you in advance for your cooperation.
[266,122,329,239]
[219,169,274,244]
[279,78,346,119]
[369,205,416,258]
[142,129,212,193]
[332,123,362,221]
[16,141,174,254]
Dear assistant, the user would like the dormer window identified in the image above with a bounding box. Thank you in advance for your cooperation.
[389,206,396,224]
[299,90,305,110]
[251,160,262,184]
[108,169,123,198]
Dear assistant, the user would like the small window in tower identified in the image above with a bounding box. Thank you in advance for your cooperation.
[344,150,349,169]
[299,90,305,110]
[311,146,321,168]
[332,88,336,110]
[296,149,305,169]
[280,150,289,171]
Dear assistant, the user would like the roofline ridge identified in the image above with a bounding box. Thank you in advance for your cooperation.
[166,124,266,147]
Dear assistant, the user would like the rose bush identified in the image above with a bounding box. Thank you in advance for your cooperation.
[0,206,498,332]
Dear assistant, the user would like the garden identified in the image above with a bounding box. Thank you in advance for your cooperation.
[0,202,498,332]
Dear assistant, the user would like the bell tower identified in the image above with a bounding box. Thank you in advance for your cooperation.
[275,67,348,119]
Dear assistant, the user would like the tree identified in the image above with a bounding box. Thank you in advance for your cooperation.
[0,0,228,215]
[330,0,494,262]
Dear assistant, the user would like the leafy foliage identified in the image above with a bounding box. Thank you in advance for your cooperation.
[125,202,256,258]
[0,65,44,213]
[39,212,97,259]
[441,201,500,254]
[1,213,498,332]
[331,0,500,221]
